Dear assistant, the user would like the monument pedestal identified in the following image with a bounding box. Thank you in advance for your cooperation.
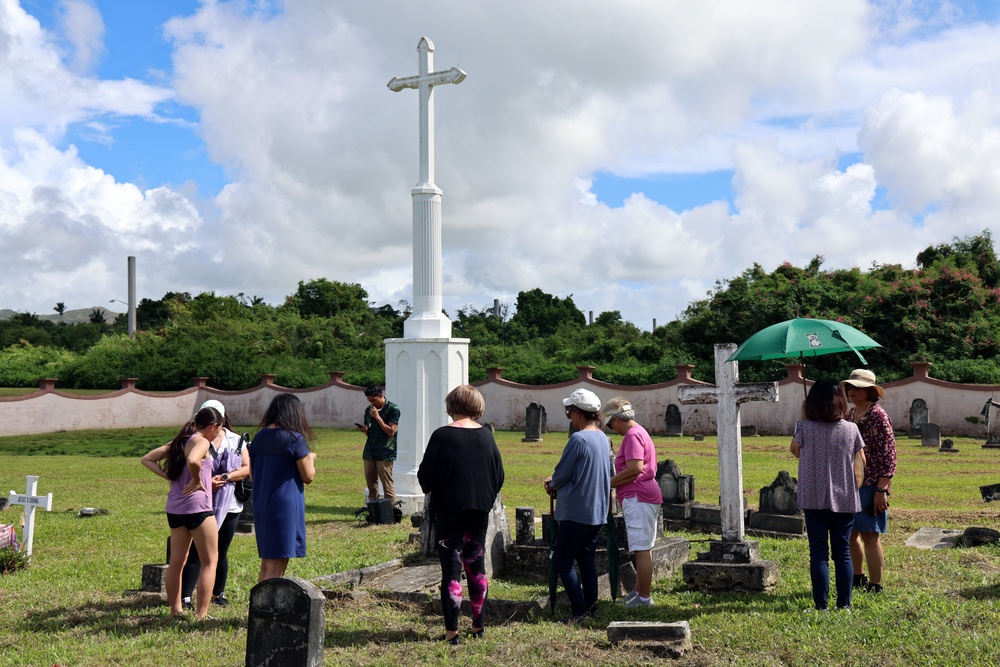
[683,539,779,592]
[385,337,469,515]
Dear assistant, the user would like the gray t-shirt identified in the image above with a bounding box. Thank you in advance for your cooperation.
[550,429,611,525]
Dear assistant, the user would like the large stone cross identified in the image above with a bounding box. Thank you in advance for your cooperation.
[387,36,466,339]
[678,343,778,542]
[387,37,465,187]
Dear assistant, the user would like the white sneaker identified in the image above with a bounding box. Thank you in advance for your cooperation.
[619,591,639,605]
[624,595,653,608]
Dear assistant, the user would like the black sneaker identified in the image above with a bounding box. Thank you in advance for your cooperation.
[852,574,868,590]
[213,594,230,607]
[181,600,193,611]
[866,583,883,594]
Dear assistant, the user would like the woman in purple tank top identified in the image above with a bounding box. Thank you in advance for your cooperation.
[141,406,224,619]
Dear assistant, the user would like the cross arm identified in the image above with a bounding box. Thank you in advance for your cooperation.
[677,384,718,405]
[734,383,779,404]
[387,66,468,92]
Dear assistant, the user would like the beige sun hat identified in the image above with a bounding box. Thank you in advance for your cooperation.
[840,369,884,398]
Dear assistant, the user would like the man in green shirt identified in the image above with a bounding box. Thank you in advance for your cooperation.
[357,384,400,504]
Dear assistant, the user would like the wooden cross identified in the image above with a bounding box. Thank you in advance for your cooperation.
[678,343,778,542]
[7,475,53,558]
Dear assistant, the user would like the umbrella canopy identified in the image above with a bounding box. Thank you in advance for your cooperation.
[726,318,881,365]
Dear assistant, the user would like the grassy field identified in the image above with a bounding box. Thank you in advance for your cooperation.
[1,428,1000,666]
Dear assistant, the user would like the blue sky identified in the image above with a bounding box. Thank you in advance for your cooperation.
[2,1,1000,328]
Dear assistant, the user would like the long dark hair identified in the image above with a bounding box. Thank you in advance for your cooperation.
[804,378,849,423]
[164,407,223,481]
[259,393,314,441]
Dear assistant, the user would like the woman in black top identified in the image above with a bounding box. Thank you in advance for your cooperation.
[418,385,504,645]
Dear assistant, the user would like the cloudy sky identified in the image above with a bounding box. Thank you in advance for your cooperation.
[2,0,1000,329]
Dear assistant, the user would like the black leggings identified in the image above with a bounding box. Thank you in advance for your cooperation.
[435,509,490,632]
[182,511,239,599]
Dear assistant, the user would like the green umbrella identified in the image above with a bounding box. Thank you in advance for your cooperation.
[547,494,559,614]
[604,503,619,601]
[726,317,880,364]
[726,317,881,397]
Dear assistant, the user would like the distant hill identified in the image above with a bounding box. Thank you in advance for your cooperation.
[0,307,122,325]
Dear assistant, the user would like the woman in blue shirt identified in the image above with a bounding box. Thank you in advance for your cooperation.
[544,388,611,623]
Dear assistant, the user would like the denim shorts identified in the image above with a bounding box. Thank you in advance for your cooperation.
[853,485,888,533]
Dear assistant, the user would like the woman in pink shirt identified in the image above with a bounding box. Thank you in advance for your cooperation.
[603,396,661,608]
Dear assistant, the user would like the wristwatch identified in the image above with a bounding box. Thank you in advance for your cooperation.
[876,487,889,496]
[221,473,229,482]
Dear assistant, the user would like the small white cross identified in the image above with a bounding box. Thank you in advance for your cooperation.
[8,475,53,558]
[679,344,778,542]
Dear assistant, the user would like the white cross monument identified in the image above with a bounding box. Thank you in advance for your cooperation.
[7,475,53,558]
[678,343,778,541]
[678,344,780,590]
[384,37,470,514]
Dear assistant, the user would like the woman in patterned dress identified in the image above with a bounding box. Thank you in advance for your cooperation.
[791,378,866,611]
[841,369,897,594]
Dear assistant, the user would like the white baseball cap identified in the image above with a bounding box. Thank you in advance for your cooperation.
[562,388,601,413]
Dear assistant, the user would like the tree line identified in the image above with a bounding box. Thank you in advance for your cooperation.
[1,232,998,391]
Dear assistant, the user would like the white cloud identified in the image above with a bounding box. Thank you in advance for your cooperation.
[57,0,105,74]
[2,0,1000,329]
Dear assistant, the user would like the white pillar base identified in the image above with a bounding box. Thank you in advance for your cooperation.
[384,337,469,515]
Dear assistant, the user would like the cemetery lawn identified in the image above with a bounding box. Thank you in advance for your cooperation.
[1,428,999,667]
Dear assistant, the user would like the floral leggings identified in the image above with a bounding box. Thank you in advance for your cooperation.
[435,509,490,632]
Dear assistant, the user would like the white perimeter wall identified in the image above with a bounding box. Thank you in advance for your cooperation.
[2,363,998,438]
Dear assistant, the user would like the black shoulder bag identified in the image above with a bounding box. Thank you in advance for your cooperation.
[233,432,253,503]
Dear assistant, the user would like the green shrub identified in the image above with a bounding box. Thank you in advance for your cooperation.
[0,343,76,387]
[930,358,1000,384]
[0,545,28,574]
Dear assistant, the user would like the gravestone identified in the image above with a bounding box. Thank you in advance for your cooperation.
[678,343,780,592]
[979,483,1000,503]
[958,527,1000,547]
[982,399,1000,446]
[246,577,325,667]
[419,493,511,577]
[656,459,695,521]
[904,527,963,550]
[758,471,797,514]
[939,438,958,453]
[607,620,692,659]
[749,471,805,536]
[909,398,928,438]
[921,422,941,448]
[522,403,546,442]
[515,507,535,545]
[665,404,683,437]
[237,492,255,534]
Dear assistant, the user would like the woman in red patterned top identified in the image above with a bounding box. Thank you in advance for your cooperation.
[841,369,896,594]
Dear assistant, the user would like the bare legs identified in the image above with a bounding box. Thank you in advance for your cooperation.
[190,520,219,619]
[166,518,218,620]
[634,549,653,598]
[259,558,290,582]
[850,530,884,585]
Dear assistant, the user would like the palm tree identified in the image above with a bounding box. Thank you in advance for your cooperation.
[54,302,66,321]
[88,308,106,324]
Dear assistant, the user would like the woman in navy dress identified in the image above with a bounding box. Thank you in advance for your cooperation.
[249,393,317,582]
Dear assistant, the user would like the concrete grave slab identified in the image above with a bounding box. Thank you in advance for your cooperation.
[904,527,963,550]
